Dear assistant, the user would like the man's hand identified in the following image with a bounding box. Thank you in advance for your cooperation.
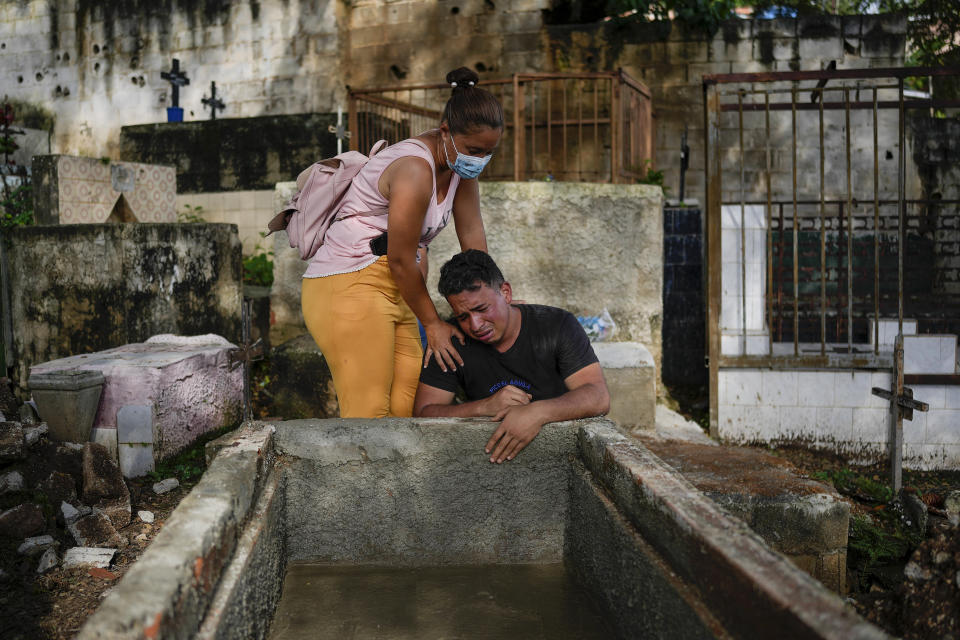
[485,404,544,464]
[482,385,532,416]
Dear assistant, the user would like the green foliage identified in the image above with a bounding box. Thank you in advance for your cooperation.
[146,423,235,485]
[178,203,205,223]
[608,0,738,36]
[635,159,670,195]
[812,468,895,503]
[243,234,274,287]
[0,183,33,229]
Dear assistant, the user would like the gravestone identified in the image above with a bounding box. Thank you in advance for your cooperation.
[32,155,176,224]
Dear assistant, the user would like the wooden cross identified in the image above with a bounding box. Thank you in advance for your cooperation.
[229,299,264,423]
[871,334,929,492]
[160,58,190,108]
[202,82,225,120]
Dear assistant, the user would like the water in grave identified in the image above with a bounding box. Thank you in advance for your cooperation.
[268,563,616,639]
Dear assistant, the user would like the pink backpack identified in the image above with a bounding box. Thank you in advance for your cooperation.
[266,140,388,260]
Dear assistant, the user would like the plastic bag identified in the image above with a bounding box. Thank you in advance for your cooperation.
[577,308,617,342]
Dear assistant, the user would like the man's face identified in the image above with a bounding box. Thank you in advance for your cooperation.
[447,281,513,347]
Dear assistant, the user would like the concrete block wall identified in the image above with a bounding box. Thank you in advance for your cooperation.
[718,367,960,470]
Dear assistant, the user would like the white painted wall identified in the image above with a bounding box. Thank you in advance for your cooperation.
[719,368,960,470]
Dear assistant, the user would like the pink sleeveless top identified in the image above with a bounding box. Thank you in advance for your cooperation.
[304,138,460,278]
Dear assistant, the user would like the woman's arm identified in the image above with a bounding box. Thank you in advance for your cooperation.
[451,178,487,252]
[383,157,465,372]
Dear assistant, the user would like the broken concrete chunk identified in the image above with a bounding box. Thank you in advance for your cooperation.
[82,442,131,506]
[63,547,116,568]
[0,421,25,462]
[61,501,81,525]
[18,534,56,555]
[944,490,960,516]
[138,510,155,524]
[0,470,25,494]
[904,560,932,582]
[23,422,49,447]
[68,512,125,549]
[0,503,46,538]
[39,470,78,507]
[153,478,179,494]
[37,547,58,573]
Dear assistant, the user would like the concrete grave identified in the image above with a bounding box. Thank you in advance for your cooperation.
[30,335,243,476]
[32,155,176,224]
[80,419,888,640]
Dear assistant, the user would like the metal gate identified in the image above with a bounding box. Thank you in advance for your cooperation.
[348,70,654,184]
[703,65,960,433]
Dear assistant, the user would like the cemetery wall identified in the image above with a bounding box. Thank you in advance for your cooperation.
[3,223,243,388]
[2,1,906,208]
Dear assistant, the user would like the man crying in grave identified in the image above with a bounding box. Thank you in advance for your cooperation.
[414,250,610,463]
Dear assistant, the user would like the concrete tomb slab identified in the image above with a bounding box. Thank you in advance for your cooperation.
[28,370,105,443]
[30,334,242,475]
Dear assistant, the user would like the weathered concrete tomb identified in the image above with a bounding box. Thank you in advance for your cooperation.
[78,418,888,640]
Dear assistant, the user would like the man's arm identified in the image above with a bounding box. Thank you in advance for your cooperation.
[414,383,532,418]
[485,363,610,464]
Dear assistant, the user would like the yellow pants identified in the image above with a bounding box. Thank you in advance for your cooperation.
[301,257,423,418]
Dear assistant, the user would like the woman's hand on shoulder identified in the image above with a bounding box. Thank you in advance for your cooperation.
[423,321,466,373]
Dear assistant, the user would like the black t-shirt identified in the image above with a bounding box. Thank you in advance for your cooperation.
[419,304,599,402]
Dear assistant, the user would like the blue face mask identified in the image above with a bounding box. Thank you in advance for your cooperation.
[443,133,492,180]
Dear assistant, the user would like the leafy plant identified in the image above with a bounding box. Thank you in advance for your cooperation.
[146,423,236,485]
[243,234,274,287]
[178,204,205,223]
[635,159,670,195]
[0,102,32,230]
[608,0,738,37]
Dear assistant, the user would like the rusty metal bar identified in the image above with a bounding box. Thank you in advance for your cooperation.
[791,85,799,356]
[819,87,826,356]
[765,92,773,356]
[546,80,553,176]
[562,79,568,176]
[594,82,599,178]
[703,65,960,85]
[348,94,358,152]
[514,76,524,181]
[718,99,960,112]
[578,79,583,180]
[611,77,621,183]
[531,81,537,178]
[845,87,854,353]
[898,78,905,334]
[704,81,722,438]
[873,88,880,354]
[739,90,747,354]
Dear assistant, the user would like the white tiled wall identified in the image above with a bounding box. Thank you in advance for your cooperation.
[869,318,918,348]
[903,335,958,375]
[720,204,767,334]
[719,368,960,470]
[176,190,276,256]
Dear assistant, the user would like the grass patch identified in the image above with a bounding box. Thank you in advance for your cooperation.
[147,423,237,485]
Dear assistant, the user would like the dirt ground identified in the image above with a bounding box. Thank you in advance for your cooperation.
[1,468,195,640]
[754,444,960,640]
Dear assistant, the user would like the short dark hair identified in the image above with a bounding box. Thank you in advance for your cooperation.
[438,250,505,297]
[441,67,504,135]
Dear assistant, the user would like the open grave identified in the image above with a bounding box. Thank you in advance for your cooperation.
[77,418,888,640]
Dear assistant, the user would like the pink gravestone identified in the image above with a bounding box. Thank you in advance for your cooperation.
[29,335,242,477]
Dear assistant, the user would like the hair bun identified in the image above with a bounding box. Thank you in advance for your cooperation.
[445,67,480,93]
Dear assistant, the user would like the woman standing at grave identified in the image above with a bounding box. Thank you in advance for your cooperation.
[301,67,503,418]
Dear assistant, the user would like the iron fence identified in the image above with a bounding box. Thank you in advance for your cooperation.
[348,70,654,184]
[703,65,960,432]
